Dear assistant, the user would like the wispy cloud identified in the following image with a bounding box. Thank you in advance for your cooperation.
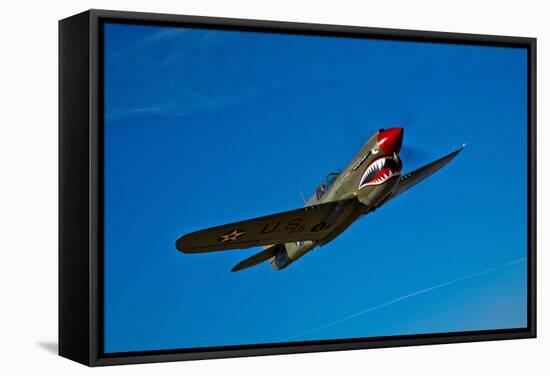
[288,257,527,340]
[104,26,278,122]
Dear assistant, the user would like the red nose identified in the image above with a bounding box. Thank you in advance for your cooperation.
[377,127,403,154]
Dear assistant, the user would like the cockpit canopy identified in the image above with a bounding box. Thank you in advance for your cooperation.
[314,172,340,201]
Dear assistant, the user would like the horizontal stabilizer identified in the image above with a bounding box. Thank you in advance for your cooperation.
[231,245,283,272]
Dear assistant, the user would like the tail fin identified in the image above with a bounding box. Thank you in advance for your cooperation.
[231,244,284,272]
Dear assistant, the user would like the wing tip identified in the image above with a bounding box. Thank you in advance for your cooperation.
[447,143,467,160]
[175,234,194,253]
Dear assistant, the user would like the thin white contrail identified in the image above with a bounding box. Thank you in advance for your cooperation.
[288,257,527,340]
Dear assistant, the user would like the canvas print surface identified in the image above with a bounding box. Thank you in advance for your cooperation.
[102,22,528,353]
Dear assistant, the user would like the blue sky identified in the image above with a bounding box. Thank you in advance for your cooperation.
[103,23,528,353]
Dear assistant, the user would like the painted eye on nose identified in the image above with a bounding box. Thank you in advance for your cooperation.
[372,149,379,155]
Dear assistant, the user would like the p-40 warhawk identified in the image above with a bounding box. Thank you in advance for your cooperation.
[176,128,465,272]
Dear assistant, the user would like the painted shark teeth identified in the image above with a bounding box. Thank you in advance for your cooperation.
[364,169,399,186]
[363,158,385,178]
[359,156,402,188]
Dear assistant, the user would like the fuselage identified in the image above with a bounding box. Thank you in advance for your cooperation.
[270,128,404,270]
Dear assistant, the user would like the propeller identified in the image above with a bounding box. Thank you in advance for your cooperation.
[399,144,431,166]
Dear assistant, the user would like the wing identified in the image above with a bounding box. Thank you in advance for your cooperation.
[176,199,359,253]
[379,144,465,207]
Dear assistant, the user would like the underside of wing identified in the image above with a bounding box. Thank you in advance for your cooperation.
[176,199,359,253]
[378,144,465,207]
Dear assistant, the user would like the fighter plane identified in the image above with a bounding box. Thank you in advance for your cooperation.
[176,128,465,272]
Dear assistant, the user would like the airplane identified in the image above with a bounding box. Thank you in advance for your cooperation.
[176,127,465,272]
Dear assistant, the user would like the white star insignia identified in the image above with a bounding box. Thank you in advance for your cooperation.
[219,229,245,243]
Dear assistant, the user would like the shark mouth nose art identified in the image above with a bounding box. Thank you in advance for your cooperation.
[359,155,402,188]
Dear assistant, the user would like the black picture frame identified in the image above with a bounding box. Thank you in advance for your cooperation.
[59,9,537,367]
